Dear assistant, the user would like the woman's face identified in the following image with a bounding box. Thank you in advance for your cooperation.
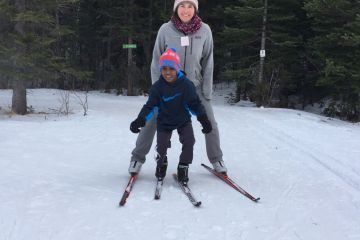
[177,2,196,23]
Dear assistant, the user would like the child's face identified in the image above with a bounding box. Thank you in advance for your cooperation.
[161,67,177,83]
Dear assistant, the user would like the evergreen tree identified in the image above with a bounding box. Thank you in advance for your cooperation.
[0,0,358,121]
[304,0,360,121]
[0,0,89,114]
[73,0,170,94]
[216,0,262,102]
[0,0,55,114]
[53,0,93,90]
[218,0,311,107]
[266,0,311,108]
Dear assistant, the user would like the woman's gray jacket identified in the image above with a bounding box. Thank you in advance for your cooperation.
[150,21,214,100]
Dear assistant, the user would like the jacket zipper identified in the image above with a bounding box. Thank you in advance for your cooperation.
[190,37,193,55]
[183,33,188,73]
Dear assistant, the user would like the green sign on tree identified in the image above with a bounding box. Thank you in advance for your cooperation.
[122,44,137,49]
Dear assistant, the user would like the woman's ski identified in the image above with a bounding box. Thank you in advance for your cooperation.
[201,163,260,202]
[119,174,138,206]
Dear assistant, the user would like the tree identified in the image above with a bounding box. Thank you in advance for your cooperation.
[12,0,27,114]
[304,0,360,121]
[0,0,56,114]
[0,0,87,114]
[218,0,310,107]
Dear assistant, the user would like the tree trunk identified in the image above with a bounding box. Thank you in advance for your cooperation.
[12,80,27,114]
[144,0,153,69]
[140,0,154,91]
[127,0,135,96]
[105,24,112,91]
[258,0,267,84]
[12,0,27,115]
[256,0,268,107]
[127,36,134,95]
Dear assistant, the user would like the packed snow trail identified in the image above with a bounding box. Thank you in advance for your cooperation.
[0,89,360,240]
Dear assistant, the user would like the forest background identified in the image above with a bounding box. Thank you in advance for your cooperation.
[0,0,359,121]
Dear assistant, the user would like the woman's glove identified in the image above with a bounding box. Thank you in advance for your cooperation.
[197,114,212,134]
[130,117,146,133]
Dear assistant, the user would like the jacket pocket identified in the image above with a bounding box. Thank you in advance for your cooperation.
[195,69,203,82]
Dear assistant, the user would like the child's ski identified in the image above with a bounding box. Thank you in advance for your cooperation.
[173,173,201,207]
[119,174,138,206]
[154,178,164,200]
[201,163,260,202]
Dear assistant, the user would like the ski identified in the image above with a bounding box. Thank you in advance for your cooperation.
[173,173,201,207]
[154,178,164,200]
[201,163,260,202]
[119,174,138,206]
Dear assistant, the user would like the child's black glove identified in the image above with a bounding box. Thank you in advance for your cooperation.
[197,114,212,134]
[130,117,146,133]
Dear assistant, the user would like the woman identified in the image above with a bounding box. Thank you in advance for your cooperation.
[128,0,227,175]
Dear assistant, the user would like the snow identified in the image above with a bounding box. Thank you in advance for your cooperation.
[1,89,360,240]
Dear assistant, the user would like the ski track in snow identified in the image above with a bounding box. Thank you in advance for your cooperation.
[216,106,360,240]
[1,89,360,240]
[241,109,360,193]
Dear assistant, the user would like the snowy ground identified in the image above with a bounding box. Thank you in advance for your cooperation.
[1,89,360,240]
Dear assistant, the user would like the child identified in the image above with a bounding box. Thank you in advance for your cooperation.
[130,48,212,185]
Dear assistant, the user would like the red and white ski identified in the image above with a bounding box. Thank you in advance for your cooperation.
[201,163,260,202]
[119,174,138,206]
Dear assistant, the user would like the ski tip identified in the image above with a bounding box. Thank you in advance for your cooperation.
[194,201,202,207]
[119,196,127,207]
[253,197,260,202]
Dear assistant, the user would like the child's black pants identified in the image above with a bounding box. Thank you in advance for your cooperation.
[156,122,195,167]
